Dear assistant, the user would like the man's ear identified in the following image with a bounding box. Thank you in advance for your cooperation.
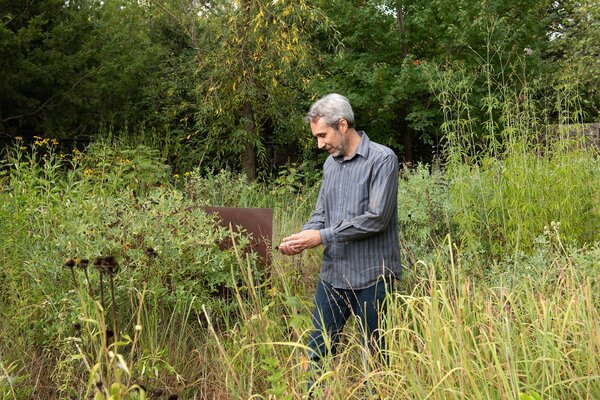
[338,118,348,134]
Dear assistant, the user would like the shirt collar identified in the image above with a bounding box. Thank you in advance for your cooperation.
[355,131,370,158]
[334,131,370,162]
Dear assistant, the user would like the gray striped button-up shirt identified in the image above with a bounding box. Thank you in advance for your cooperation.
[304,132,402,289]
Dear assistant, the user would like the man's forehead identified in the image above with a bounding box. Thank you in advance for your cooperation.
[310,118,329,134]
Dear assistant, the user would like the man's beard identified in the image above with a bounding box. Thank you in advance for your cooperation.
[330,130,347,157]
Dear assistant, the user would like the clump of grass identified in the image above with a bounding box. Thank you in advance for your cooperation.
[200,234,598,399]
[423,46,600,263]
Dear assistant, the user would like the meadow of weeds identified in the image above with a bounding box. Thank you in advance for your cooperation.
[0,134,598,399]
[1,70,599,399]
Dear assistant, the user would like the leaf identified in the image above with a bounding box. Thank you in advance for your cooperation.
[115,354,130,375]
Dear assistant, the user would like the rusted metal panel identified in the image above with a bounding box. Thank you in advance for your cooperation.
[202,207,273,266]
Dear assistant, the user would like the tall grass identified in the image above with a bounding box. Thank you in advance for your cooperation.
[202,235,599,399]
[423,51,600,263]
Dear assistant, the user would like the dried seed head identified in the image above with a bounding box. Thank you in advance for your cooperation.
[145,247,158,258]
[65,258,76,268]
[78,259,89,269]
[94,256,119,274]
[168,395,179,400]
[73,322,82,332]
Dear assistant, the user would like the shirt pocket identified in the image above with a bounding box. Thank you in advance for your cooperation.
[346,181,370,217]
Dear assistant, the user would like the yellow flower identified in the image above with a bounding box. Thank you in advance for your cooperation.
[15,136,23,141]
[34,137,49,146]
[84,168,94,176]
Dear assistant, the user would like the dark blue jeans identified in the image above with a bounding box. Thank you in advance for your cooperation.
[307,276,393,363]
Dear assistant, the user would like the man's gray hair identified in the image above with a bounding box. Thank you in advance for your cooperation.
[305,93,355,129]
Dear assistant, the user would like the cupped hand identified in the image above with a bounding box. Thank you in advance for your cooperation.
[278,229,322,256]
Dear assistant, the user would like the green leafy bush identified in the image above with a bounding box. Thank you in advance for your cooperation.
[397,163,453,265]
[0,142,261,396]
[449,146,600,260]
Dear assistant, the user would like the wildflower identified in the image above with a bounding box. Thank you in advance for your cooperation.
[413,59,421,66]
[174,174,179,179]
[184,171,191,177]
[34,136,49,146]
[72,149,82,161]
[15,136,23,141]
[524,47,533,56]
[84,168,94,176]
[135,324,142,332]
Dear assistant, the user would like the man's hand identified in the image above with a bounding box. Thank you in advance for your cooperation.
[278,229,322,255]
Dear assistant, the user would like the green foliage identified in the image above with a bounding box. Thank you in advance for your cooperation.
[1,137,599,397]
[75,142,171,197]
[312,0,413,155]
[184,168,270,208]
[547,0,600,119]
[449,148,600,260]
[177,0,330,178]
[397,163,453,265]
[424,43,600,262]
[0,0,166,136]
[0,141,259,396]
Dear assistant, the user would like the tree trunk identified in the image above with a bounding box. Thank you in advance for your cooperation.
[242,101,257,180]
[395,2,409,59]
[396,3,412,163]
[402,128,413,165]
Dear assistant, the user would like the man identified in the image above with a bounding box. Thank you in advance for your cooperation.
[279,93,401,387]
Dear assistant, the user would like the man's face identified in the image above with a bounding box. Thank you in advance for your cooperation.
[310,117,348,158]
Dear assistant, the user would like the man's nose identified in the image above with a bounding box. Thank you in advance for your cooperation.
[317,138,325,149]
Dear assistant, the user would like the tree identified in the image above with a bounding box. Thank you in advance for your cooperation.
[151,0,330,179]
[0,0,166,139]
[310,0,562,163]
[547,0,600,121]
